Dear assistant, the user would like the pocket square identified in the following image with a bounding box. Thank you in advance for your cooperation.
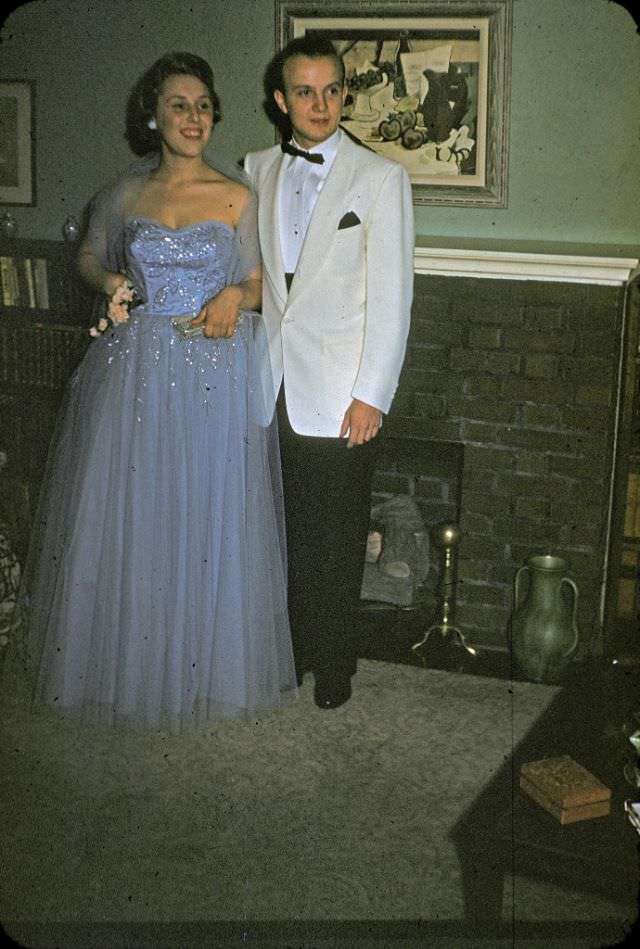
[338,211,361,230]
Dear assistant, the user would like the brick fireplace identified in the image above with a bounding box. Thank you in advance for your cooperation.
[373,246,638,657]
[1,240,637,661]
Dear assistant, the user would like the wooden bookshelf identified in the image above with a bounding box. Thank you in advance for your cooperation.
[0,238,92,396]
[0,237,93,324]
[0,238,93,555]
[605,276,640,655]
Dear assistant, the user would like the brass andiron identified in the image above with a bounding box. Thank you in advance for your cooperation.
[412,522,477,660]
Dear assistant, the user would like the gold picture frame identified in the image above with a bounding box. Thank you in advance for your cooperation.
[0,80,35,206]
[276,0,512,207]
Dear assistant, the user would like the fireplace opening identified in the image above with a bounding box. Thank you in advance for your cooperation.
[360,433,464,613]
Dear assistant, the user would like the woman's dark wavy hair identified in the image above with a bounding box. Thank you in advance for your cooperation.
[262,34,345,141]
[125,52,221,156]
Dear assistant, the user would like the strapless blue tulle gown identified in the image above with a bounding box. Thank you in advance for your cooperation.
[22,218,296,730]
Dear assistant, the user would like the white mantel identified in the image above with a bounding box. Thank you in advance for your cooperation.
[414,240,640,286]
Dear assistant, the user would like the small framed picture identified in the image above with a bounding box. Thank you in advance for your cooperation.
[0,80,35,206]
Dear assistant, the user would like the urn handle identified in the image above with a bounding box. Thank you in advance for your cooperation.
[514,564,529,610]
[561,576,580,656]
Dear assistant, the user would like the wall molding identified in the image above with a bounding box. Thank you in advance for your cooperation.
[414,242,639,286]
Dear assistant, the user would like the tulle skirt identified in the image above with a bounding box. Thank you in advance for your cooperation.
[20,310,296,731]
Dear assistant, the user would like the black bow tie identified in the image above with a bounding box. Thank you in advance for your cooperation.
[281,142,324,164]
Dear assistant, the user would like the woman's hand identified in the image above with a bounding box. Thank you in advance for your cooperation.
[192,285,243,339]
[103,271,129,298]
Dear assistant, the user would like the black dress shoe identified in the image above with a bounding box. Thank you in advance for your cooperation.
[313,675,352,710]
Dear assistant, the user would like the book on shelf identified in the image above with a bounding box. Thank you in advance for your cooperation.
[0,256,10,305]
[0,254,48,309]
[624,472,640,538]
[33,258,49,309]
[23,257,36,308]
[0,255,20,307]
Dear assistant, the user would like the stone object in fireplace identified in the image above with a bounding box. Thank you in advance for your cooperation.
[360,496,429,607]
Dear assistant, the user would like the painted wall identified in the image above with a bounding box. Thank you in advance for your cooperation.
[1,0,638,245]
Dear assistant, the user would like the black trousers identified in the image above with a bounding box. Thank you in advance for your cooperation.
[277,390,379,680]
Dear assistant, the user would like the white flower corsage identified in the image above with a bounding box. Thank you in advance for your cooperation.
[90,279,141,337]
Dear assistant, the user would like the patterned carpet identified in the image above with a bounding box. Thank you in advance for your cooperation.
[0,650,635,948]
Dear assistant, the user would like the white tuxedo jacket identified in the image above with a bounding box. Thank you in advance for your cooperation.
[244,132,414,437]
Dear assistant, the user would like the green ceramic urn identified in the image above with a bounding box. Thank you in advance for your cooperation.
[511,554,579,683]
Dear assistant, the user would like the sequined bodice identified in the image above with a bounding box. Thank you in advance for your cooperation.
[126,218,235,316]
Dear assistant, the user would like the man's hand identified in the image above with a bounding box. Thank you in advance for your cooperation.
[192,285,243,339]
[340,399,382,448]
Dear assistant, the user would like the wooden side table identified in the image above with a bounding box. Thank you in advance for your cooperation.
[451,659,640,928]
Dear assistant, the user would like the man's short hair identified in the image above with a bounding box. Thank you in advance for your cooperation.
[262,34,345,137]
[276,35,345,90]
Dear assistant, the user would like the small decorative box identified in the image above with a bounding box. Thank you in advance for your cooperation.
[520,755,611,824]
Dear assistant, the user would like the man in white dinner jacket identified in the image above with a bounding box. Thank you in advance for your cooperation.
[244,34,414,709]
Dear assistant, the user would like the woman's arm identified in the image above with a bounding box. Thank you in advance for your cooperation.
[77,240,126,298]
[192,264,262,339]
[189,180,262,338]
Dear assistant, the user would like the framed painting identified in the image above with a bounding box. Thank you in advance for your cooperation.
[275,0,512,207]
[0,80,35,206]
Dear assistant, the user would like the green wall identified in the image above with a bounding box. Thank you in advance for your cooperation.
[1,0,638,246]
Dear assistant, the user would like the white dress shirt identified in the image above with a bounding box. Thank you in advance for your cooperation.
[278,129,341,275]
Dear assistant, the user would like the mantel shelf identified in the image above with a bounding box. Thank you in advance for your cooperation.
[414,240,640,286]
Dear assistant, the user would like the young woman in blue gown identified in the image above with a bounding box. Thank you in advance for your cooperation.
[21,52,297,730]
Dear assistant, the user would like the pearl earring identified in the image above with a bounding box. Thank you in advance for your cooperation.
[147,118,157,130]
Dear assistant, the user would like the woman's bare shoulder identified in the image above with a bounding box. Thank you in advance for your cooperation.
[208,174,252,222]
[210,172,250,196]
